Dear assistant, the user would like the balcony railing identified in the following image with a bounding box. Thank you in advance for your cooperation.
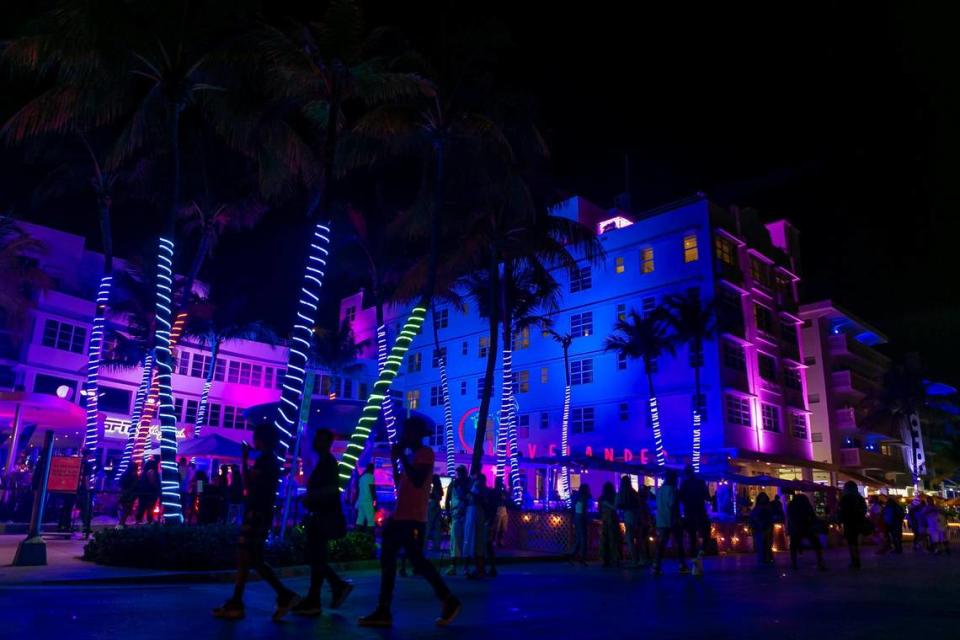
[831,369,876,397]
[834,407,857,430]
[839,448,861,467]
[827,334,889,369]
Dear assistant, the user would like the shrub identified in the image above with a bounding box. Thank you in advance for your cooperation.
[83,525,376,570]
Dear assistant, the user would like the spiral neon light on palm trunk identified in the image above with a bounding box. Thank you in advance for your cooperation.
[650,395,665,467]
[508,395,521,504]
[377,324,398,446]
[692,409,702,473]
[559,384,571,503]
[274,223,331,460]
[195,380,212,437]
[496,348,512,484]
[439,356,455,476]
[338,306,426,490]
[117,353,152,476]
[81,274,112,481]
[153,237,182,522]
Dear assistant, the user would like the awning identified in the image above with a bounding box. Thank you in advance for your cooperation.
[178,433,244,459]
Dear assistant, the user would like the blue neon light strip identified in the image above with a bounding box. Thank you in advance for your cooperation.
[117,352,152,476]
[154,237,182,522]
[81,274,112,481]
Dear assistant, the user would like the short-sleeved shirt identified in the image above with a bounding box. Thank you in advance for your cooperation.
[245,454,280,527]
[357,471,375,506]
[394,446,434,522]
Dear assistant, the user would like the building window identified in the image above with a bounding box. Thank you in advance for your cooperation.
[617,352,627,370]
[342,378,353,399]
[177,351,190,376]
[540,412,549,429]
[239,362,252,386]
[692,394,707,421]
[223,406,235,429]
[683,233,699,262]
[725,394,751,426]
[570,359,593,385]
[434,308,449,329]
[808,393,820,404]
[513,326,530,350]
[541,367,549,384]
[784,366,802,391]
[251,364,262,387]
[359,382,368,399]
[185,399,199,424]
[461,341,469,356]
[173,397,184,422]
[722,341,746,372]
[430,386,441,407]
[227,361,240,384]
[571,407,595,433]
[208,403,222,428]
[715,235,737,266]
[641,247,655,274]
[754,304,774,334]
[569,266,592,293]
[41,319,87,354]
[619,402,629,421]
[514,370,530,394]
[751,257,772,288]
[188,354,204,378]
[615,256,625,274]
[264,367,273,389]
[761,404,781,432]
[477,377,488,400]
[780,321,798,347]
[214,358,226,382]
[432,346,446,368]
[344,306,356,324]
[275,369,285,389]
[460,380,467,395]
[406,389,420,410]
[408,351,422,373]
[479,336,488,358]
[570,312,593,338]
[641,296,656,315]
[758,353,777,381]
[518,414,530,439]
[616,303,626,321]
[791,412,808,439]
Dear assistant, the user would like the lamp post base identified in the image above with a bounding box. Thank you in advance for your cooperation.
[12,535,47,566]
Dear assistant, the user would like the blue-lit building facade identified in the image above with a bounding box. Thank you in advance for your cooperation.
[342,195,819,498]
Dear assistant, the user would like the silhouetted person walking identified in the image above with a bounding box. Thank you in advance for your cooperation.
[787,492,826,571]
[653,469,687,575]
[838,481,867,569]
[359,417,461,628]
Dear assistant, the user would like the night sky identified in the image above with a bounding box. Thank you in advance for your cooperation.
[2,2,958,385]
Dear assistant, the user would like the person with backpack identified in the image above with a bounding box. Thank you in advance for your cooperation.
[653,470,688,575]
[292,428,353,617]
[444,465,470,576]
[212,422,300,621]
[838,481,868,569]
[787,491,826,571]
[882,496,905,554]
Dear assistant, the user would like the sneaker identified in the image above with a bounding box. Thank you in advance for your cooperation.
[436,596,462,627]
[358,608,393,627]
[212,600,245,620]
[272,592,301,622]
[292,597,322,617]
[330,582,354,610]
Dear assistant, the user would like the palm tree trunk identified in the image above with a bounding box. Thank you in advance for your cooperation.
[374,298,399,448]
[472,249,500,474]
[646,364,665,467]
[431,302,455,476]
[559,343,571,502]
[154,106,183,522]
[692,358,703,472]
[117,352,153,476]
[182,231,211,306]
[194,339,219,438]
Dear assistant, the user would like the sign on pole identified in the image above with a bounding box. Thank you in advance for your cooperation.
[48,457,82,493]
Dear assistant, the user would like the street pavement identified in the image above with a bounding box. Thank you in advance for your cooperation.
[1,548,958,640]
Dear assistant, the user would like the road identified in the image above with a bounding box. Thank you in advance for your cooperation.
[1,549,958,639]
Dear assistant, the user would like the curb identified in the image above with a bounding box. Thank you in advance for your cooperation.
[24,554,567,586]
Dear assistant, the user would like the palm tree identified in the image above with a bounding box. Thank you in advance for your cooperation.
[310,320,371,381]
[666,290,716,472]
[184,298,279,437]
[545,327,573,501]
[604,308,673,467]
[0,216,49,351]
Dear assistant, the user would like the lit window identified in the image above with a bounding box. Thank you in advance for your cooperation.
[436,308,449,329]
[761,403,781,432]
[540,412,549,429]
[570,312,593,338]
[570,359,593,385]
[571,407,595,433]
[479,336,488,358]
[683,233,699,262]
[569,266,592,293]
[791,412,808,439]
[430,386,441,406]
[541,367,549,384]
[513,326,530,350]
[344,306,356,324]
[617,352,627,371]
[408,351,422,373]
[758,353,777,381]
[406,389,420,410]
[641,247,655,274]
[617,303,626,321]
[615,256,625,274]
[619,402,629,421]
[432,346,446,368]
[513,370,530,394]
[725,394,751,426]
[715,235,737,266]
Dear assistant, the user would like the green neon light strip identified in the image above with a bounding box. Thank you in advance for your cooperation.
[337,306,426,490]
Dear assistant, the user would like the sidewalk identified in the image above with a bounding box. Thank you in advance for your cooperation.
[0,534,562,586]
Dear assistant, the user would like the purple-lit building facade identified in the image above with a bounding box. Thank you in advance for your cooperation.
[342,196,819,497]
